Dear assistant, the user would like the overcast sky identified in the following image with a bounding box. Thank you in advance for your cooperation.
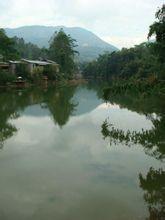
[0,0,164,48]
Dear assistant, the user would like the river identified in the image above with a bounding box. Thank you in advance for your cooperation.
[0,83,164,220]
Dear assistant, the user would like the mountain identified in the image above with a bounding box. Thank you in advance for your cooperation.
[5,26,118,62]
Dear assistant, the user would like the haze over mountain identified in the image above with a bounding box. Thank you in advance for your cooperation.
[5,25,118,62]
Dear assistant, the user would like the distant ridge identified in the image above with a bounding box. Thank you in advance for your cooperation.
[5,25,118,62]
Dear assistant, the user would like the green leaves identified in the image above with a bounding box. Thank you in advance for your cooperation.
[148,5,165,63]
[0,29,19,61]
[49,29,78,77]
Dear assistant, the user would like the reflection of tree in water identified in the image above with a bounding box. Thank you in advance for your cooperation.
[43,86,78,127]
[0,123,17,149]
[102,118,165,160]
[102,120,165,220]
[139,168,165,220]
[102,91,165,160]
[0,89,34,149]
[101,92,165,219]
[0,92,19,149]
[0,85,78,148]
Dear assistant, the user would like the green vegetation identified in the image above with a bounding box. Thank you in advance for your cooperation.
[82,5,165,94]
[83,43,159,79]
[13,37,48,60]
[0,5,164,87]
[49,29,78,78]
[0,70,16,86]
[0,29,19,60]
[148,4,165,63]
[14,30,78,80]
[0,28,78,84]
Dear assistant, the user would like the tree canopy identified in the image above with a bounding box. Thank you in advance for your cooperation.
[148,4,165,62]
[13,37,48,60]
[0,29,19,60]
[82,4,165,81]
[49,29,78,78]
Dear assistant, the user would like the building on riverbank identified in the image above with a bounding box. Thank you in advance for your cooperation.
[8,59,60,76]
[21,59,60,75]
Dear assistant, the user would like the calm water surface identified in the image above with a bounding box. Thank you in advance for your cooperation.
[0,83,164,220]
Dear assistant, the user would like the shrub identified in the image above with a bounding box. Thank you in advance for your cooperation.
[0,70,16,85]
[43,65,57,80]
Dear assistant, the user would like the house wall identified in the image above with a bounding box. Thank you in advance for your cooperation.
[27,63,34,74]
[33,65,44,74]
[9,63,16,74]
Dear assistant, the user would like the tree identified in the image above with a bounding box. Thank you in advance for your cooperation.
[0,28,19,60]
[13,37,48,60]
[148,4,165,63]
[49,29,78,78]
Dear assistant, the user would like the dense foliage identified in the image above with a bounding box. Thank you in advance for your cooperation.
[83,5,165,81]
[0,29,19,60]
[49,29,78,78]
[0,29,47,61]
[0,70,16,86]
[148,4,165,63]
[0,28,79,83]
[83,43,163,79]
[13,37,48,60]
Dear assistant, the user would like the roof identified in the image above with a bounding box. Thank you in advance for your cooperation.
[22,59,53,66]
[9,61,21,64]
[45,59,59,65]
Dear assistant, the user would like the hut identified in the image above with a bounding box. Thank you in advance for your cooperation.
[21,59,59,75]
[2,59,60,77]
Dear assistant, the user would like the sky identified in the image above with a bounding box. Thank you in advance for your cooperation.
[0,0,164,48]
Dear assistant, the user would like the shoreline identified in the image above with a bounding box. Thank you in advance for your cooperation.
[0,78,88,90]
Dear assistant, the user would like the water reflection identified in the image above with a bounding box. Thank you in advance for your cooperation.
[139,168,165,220]
[0,84,103,149]
[101,118,165,161]
[0,83,164,220]
[44,86,77,127]
[102,92,165,160]
[0,86,78,148]
[102,92,165,220]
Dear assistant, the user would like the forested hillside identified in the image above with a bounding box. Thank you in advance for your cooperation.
[5,26,118,62]
[82,5,165,81]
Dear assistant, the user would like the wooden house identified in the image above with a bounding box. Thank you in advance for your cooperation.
[21,59,60,75]
[8,59,59,76]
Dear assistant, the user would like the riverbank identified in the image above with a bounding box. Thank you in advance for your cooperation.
[0,78,88,90]
[103,78,165,99]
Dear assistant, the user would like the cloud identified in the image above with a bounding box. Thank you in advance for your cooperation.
[103,35,147,49]
[0,0,164,48]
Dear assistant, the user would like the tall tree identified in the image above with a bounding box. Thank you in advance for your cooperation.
[13,37,48,60]
[49,29,78,78]
[148,4,165,62]
[0,28,19,60]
